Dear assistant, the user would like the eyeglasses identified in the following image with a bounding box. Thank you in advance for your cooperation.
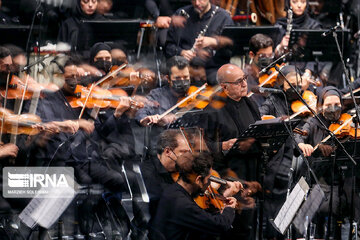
[256,53,275,59]
[223,75,248,85]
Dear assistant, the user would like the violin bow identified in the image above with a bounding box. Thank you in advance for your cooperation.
[157,83,207,122]
[179,126,193,153]
[313,114,354,151]
[175,85,222,119]
[78,64,127,119]
[0,73,11,142]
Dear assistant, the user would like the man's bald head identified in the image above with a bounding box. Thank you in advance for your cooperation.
[217,64,243,84]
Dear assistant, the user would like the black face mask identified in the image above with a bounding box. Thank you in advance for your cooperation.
[93,60,112,73]
[64,78,77,92]
[191,77,206,87]
[285,88,302,102]
[112,59,126,67]
[255,57,274,70]
[323,105,342,122]
[172,79,190,95]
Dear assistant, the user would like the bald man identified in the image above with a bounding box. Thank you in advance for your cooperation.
[202,64,261,240]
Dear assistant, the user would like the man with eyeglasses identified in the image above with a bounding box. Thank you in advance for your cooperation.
[245,33,276,108]
[202,63,261,240]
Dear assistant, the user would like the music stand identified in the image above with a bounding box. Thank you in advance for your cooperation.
[289,29,351,62]
[77,19,141,52]
[0,25,42,49]
[221,26,281,56]
[230,117,300,240]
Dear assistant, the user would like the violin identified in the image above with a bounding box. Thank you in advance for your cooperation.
[247,64,286,98]
[66,85,145,110]
[313,113,360,152]
[0,74,59,100]
[290,90,317,117]
[0,108,43,135]
[178,85,226,110]
[171,169,228,212]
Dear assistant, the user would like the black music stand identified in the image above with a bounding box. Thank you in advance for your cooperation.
[221,26,281,56]
[0,24,42,49]
[230,117,300,240]
[77,19,141,52]
[289,29,350,62]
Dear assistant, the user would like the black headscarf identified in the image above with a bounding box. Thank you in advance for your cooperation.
[73,0,101,24]
[276,0,320,30]
[316,86,343,110]
[89,42,111,63]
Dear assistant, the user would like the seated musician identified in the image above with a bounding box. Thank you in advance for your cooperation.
[136,56,191,127]
[245,33,275,107]
[295,86,343,157]
[259,64,310,118]
[150,151,237,240]
[294,86,360,231]
[89,42,113,76]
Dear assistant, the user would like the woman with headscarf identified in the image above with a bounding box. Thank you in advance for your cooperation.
[57,0,103,49]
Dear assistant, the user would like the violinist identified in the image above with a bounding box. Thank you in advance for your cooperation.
[295,86,343,157]
[294,86,360,232]
[151,151,237,240]
[245,33,275,107]
[137,56,190,128]
[259,65,310,118]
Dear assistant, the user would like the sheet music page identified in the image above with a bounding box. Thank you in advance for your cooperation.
[273,177,310,234]
[19,176,76,229]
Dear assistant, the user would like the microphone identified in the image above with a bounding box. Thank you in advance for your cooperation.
[251,86,283,94]
[321,25,341,37]
[22,54,51,72]
[258,52,290,75]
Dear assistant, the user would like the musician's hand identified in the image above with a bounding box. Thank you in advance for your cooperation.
[237,138,255,152]
[181,50,196,61]
[318,144,335,157]
[222,138,237,151]
[171,16,187,28]
[155,16,171,28]
[195,36,217,49]
[78,119,95,134]
[140,114,161,126]
[280,35,290,49]
[54,120,79,134]
[243,181,262,196]
[301,70,312,90]
[0,143,18,159]
[196,49,212,60]
[223,181,243,197]
[41,122,60,134]
[224,197,237,209]
[79,64,102,77]
[298,143,314,157]
[114,98,131,118]
[158,113,176,126]
[238,196,256,210]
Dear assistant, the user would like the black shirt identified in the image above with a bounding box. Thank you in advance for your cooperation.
[151,183,235,240]
[140,154,174,219]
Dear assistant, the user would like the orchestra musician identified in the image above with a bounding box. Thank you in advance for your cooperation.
[164,0,234,85]
[245,33,275,107]
[150,151,237,240]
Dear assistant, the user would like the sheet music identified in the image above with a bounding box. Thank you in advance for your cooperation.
[273,177,310,234]
[19,177,76,229]
[293,184,325,235]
